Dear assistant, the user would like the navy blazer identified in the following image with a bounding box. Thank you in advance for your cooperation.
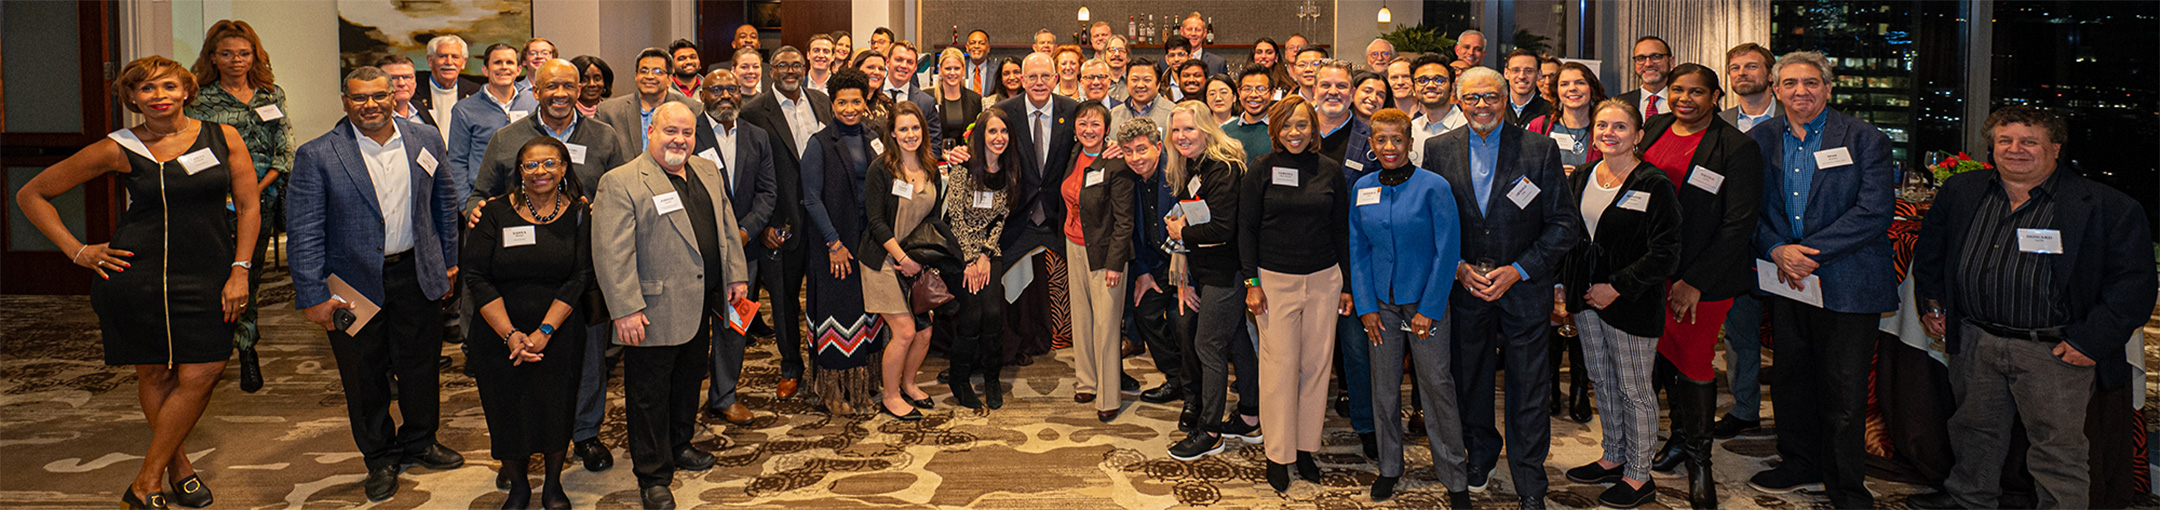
[694,116,780,253]
[1128,161,1178,279]
[1338,116,1377,181]
[1749,108,1898,314]
[886,84,942,143]
[995,94,1081,259]
[1421,123,1580,309]
[1914,167,2155,389]
[287,117,460,309]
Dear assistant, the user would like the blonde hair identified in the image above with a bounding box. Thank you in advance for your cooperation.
[1164,100,1246,196]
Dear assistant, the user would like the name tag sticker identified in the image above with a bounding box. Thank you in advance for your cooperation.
[891,179,914,198]
[1687,165,1724,193]
[869,139,885,155]
[1617,190,1650,212]
[416,150,439,176]
[1507,177,1541,209]
[1271,166,1299,186]
[503,225,537,247]
[1085,170,1104,186]
[178,148,220,175]
[254,104,284,122]
[2017,228,2064,254]
[1186,176,1202,193]
[1356,187,1382,206]
[1551,133,1578,150]
[1344,159,1365,172]
[565,143,589,165]
[506,110,530,124]
[653,191,684,215]
[972,190,995,209]
[696,148,720,168]
[1813,147,1854,168]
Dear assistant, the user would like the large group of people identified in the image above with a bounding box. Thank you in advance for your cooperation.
[15,13,2154,510]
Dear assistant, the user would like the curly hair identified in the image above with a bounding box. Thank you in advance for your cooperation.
[190,19,274,88]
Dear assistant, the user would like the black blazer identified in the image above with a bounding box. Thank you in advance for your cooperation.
[738,89,833,250]
[1076,153,1136,272]
[1179,155,1245,287]
[1503,95,1552,128]
[1559,159,1683,337]
[933,87,985,145]
[860,157,959,271]
[1420,124,1581,309]
[1913,168,2155,389]
[1639,114,1764,301]
[995,94,1080,256]
[693,117,779,252]
[412,75,482,128]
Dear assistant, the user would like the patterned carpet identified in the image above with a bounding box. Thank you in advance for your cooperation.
[0,271,2147,509]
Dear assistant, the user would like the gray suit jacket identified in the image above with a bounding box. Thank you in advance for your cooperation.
[593,90,701,154]
[591,154,747,347]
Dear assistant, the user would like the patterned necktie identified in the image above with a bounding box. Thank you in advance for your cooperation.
[1031,112,1049,224]
[1647,95,1662,116]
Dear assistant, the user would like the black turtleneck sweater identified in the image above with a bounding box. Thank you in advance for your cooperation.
[1240,149,1350,279]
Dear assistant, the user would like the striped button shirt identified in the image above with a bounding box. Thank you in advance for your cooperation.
[1956,174,2062,329]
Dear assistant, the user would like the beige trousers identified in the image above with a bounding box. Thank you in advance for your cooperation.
[1065,240,1126,412]
[1255,265,1342,464]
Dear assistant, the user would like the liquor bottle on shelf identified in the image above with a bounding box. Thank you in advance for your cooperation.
[1128,16,1136,39]
[1205,16,1215,44]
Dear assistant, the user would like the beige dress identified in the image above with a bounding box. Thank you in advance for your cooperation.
[861,172,937,314]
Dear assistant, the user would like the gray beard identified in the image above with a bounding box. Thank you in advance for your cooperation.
[708,106,738,125]
[1470,119,1500,134]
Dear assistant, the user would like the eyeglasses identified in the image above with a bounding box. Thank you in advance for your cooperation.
[637,67,668,76]
[520,159,563,170]
[771,62,807,70]
[1368,51,1395,59]
[1297,61,1324,68]
[1082,73,1111,81]
[345,92,392,104]
[1631,53,1671,63]
[705,84,745,95]
[1413,76,1451,85]
[1457,92,1504,105]
[1239,85,1272,93]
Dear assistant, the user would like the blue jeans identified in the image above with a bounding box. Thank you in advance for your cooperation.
[1721,294,1763,420]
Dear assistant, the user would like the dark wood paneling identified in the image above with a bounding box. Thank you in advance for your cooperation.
[780,1,851,51]
[698,0,748,60]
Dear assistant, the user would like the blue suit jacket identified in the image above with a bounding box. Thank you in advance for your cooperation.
[1339,116,1377,181]
[1420,123,1580,311]
[287,117,460,309]
[1749,108,1899,314]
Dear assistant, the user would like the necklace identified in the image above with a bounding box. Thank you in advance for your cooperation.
[138,118,196,139]
[526,193,565,223]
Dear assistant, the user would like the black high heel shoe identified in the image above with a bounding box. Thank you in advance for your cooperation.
[880,402,924,421]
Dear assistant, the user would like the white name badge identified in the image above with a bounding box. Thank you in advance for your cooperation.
[870,138,885,155]
[565,143,589,165]
[1507,177,1541,209]
[1551,133,1578,150]
[503,225,537,247]
[696,148,721,168]
[507,110,530,124]
[416,150,439,176]
[653,191,684,215]
[1687,165,1724,194]
[254,104,284,122]
[2017,228,2064,254]
[1356,187,1382,206]
[1813,146,1854,168]
[1084,169,1104,186]
[1271,166,1299,186]
[891,179,914,198]
[178,148,220,175]
[972,190,995,209]
[1186,176,1202,193]
[1617,190,1650,212]
[1344,159,1365,172]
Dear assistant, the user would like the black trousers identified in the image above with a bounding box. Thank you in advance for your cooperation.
[949,259,1006,379]
[1449,293,1553,498]
[624,317,711,488]
[761,242,809,379]
[1127,283,1186,391]
[327,254,444,470]
[1768,297,1881,508]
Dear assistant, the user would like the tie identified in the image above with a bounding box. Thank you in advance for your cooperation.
[968,65,982,93]
[893,89,906,102]
[1647,95,1662,116]
[1031,112,1049,225]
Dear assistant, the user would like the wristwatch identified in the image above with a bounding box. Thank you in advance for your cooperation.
[537,323,556,336]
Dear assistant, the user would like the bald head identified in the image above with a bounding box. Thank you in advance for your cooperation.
[534,59,581,121]
[1022,52,1056,104]
[648,102,698,169]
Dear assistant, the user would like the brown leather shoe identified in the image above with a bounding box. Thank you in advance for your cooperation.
[1074,392,1096,403]
[776,378,800,400]
[825,400,855,416]
[721,403,754,426]
[1097,409,1119,422]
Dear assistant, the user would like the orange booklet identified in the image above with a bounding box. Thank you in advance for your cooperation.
[725,297,760,335]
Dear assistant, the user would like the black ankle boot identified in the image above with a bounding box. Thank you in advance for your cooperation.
[1681,379,1719,509]
[1294,451,1321,481]
[981,371,1004,409]
[949,367,981,410]
[1266,461,1291,492]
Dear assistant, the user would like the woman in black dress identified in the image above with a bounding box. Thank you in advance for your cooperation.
[930,48,984,150]
[16,56,259,509]
[463,136,591,510]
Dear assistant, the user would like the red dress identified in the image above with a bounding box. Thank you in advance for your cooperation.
[1643,127,1725,381]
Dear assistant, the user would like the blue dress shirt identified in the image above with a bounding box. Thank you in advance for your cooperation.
[1781,113,1829,238]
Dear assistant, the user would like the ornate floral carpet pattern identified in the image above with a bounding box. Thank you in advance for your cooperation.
[3,279,2151,509]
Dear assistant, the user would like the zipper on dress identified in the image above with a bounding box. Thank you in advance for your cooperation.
[161,158,175,369]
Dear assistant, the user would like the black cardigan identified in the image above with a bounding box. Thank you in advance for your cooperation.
[861,157,959,271]
[1177,155,1243,287]
[1076,153,1137,272]
[1559,158,1684,338]
[1638,114,1763,301]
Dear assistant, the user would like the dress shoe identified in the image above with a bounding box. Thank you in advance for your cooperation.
[404,443,465,470]
[1569,388,1595,424]
[1120,373,1141,392]
[237,347,264,393]
[1334,391,1351,417]
[496,468,514,491]
[1711,414,1761,439]
[1565,461,1625,484]
[1265,461,1292,492]
[1406,410,1427,437]
[1139,383,1183,404]
[1176,405,1201,432]
[906,394,935,410]
[1074,392,1096,404]
[1598,480,1658,508]
[675,447,716,472]
[1372,475,1400,501]
[168,474,212,508]
[121,488,170,509]
[500,485,530,510]
[1449,491,1472,509]
[776,378,800,400]
[573,438,613,472]
[1905,491,1959,510]
[439,355,455,371]
[1294,451,1321,481]
[1121,338,1145,358]
[1747,465,1824,494]
[982,376,1004,409]
[881,403,924,422]
[1358,432,1378,460]
[717,403,755,426]
[363,464,400,501]
[639,485,675,510]
[951,380,981,409]
[1097,408,1120,422]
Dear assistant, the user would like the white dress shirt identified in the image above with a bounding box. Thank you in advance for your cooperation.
[1410,106,1468,166]
[707,114,740,188]
[1637,87,1669,118]
[777,93,821,160]
[1026,97,1055,169]
[355,123,414,253]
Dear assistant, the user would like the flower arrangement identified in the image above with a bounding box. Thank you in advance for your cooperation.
[1928,151,1991,183]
